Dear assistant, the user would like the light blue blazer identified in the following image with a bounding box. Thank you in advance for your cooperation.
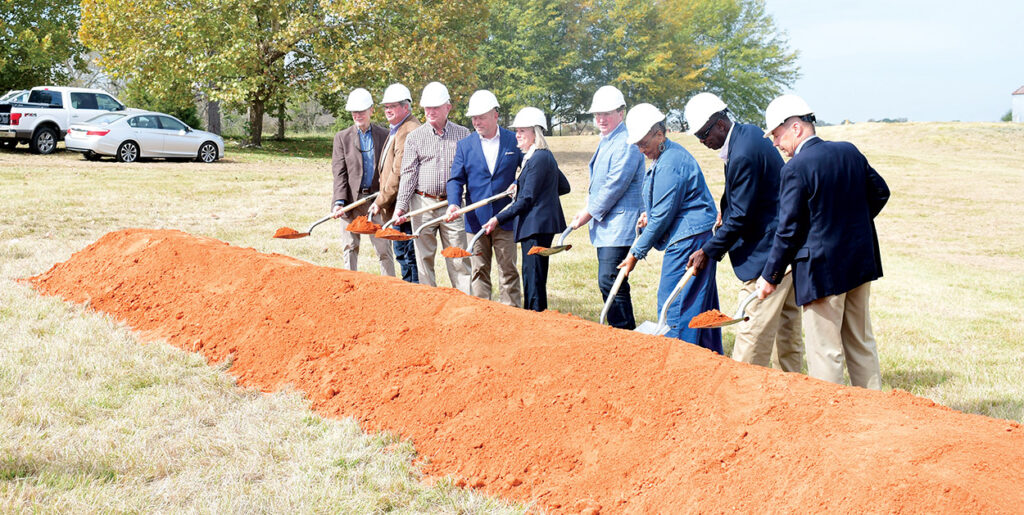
[586,122,645,247]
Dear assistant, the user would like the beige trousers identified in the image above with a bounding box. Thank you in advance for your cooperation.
[410,194,471,293]
[338,207,395,276]
[470,226,522,307]
[731,272,804,372]
[803,281,880,389]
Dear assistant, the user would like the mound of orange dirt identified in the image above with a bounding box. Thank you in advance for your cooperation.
[29,229,1024,513]
[689,309,732,328]
[441,246,472,258]
[527,246,547,255]
[374,227,415,241]
[272,227,301,238]
[345,215,380,234]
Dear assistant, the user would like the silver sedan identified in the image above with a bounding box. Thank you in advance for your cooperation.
[65,111,224,163]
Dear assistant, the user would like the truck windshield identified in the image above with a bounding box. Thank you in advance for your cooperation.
[86,113,126,125]
[28,90,63,107]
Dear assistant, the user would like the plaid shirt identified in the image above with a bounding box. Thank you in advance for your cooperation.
[396,119,471,212]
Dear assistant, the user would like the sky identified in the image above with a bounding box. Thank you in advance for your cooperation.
[762,1,1024,122]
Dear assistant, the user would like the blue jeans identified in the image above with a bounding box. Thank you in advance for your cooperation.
[394,221,417,283]
[658,231,722,353]
[597,246,636,329]
[520,233,554,312]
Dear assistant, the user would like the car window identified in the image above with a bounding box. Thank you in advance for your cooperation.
[128,115,160,129]
[87,113,126,125]
[28,90,63,107]
[157,116,188,132]
[70,93,99,110]
[96,94,123,111]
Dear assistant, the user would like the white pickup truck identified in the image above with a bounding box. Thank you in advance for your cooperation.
[0,86,127,154]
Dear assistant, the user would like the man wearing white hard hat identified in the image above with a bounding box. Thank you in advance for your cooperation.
[446,90,524,306]
[481,107,571,311]
[683,92,804,372]
[394,81,472,293]
[331,87,394,275]
[619,103,721,351]
[570,85,645,329]
[757,94,890,389]
[368,83,421,283]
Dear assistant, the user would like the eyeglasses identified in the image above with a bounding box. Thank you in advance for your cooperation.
[694,120,715,141]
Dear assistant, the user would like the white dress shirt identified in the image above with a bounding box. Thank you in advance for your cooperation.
[480,131,501,175]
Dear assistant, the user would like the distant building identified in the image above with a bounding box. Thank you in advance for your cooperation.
[1014,86,1024,123]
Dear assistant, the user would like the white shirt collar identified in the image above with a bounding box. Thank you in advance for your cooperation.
[795,134,820,156]
[719,122,735,161]
[522,145,536,162]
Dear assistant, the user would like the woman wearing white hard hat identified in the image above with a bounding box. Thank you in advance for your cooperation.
[481,107,570,311]
[618,103,722,352]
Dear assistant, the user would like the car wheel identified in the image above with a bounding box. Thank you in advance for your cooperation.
[30,127,58,154]
[197,141,218,163]
[117,141,139,163]
[84,151,102,161]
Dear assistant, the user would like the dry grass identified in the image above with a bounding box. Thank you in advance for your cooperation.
[1,122,1023,510]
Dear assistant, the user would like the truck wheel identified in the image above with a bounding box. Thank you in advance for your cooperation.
[116,141,139,163]
[30,127,58,154]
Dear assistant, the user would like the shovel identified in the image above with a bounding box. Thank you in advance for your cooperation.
[689,290,758,329]
[342,193,383,234]
[413,191,513,238]
[443,199,517,259]
[273,193,379,240]
[598,220,642,326]
[374,199,449,241]
[635,266,696,335]
[528,226,575,256]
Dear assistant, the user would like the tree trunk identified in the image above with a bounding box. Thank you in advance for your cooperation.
[275,103,285,141]
[207,99,222,135]
[249,99,265,147]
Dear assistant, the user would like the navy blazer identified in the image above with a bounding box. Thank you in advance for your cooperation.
[701,123,785,282]
[447,127,524,233]
[762,137,889,305]
[496,148,570,241]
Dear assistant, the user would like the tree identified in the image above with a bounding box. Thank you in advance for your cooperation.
[80,0,486,147]
[0,0,87,91]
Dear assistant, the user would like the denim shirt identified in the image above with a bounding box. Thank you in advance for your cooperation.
[632,140,717,260]
[358,126,375,191]
[586,122,645,247]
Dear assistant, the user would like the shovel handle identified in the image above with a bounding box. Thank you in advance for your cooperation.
[467,226,487,251]
[654,266,696,334]
[453,190,513,217]
[338,192,380,215]
[599,267,629,326]
[305,214,334,235]
[381,199,448,231]
[554,226,573,247]
[734,290,758,320]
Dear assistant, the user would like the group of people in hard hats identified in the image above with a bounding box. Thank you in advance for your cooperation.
[330,80,889,389]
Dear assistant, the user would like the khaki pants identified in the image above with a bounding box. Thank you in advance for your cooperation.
[803,281,880,389]
[338,207,395,276]
[731,272,803,372]
[410,194,471,293]
[470,226,522,307]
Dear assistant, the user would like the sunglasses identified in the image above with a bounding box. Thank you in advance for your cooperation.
[695,120,715,140]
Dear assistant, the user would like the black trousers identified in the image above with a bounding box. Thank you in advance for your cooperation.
[597,245,636,329]
[520,233,554,312]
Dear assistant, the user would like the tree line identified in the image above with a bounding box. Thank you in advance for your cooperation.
[1,0,798,146]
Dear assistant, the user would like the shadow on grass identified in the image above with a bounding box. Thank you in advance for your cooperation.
[226,135,334,159]
[884,367,955,391]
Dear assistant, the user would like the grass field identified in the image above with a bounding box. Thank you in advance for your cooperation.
[2,122,1023,510]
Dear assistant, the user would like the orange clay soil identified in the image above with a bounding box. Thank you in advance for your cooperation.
[272,227,301,238]
[441,246,472,258]
[689,309,732,328]
[527,246,547,255]
[28,229,1024,513]
[374,227,415,241]
[345,215,381,234]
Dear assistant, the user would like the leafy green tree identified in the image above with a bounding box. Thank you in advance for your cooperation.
[0,0,87,91]
[1002,110,1012,122]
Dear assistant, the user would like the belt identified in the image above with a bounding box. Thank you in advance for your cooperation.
[415,190,446,201]
[359,187,372,195]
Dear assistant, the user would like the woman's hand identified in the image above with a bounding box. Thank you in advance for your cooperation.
[482,217,499,234]
[616,253,639,277]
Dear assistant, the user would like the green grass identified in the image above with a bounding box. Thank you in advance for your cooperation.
[1,122,1023,509]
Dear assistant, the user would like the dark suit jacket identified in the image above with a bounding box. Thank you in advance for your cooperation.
[496,148,570,241]
[447,127,523,233]
[762,137,890,305]
[701,123,785,282]
[331,123,388,207]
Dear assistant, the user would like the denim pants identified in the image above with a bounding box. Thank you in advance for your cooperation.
[597,245,636,329]
[394,221,417,283]
[520,233,554,312]
[658,230,722,353]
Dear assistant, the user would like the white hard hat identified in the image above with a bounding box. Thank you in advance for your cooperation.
[510,107,547,129]
[465,90,500,117]
[588,85,626,114]
[345,88,373,112]
[420,81,451,108]
[683,92,728,135]
[764,94,813,137]
[625,103,666,144]
[381,83,411,104]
